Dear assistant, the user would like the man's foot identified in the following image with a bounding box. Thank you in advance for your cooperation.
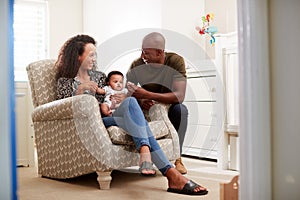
[175,157,187,174]
[166,168,208,195]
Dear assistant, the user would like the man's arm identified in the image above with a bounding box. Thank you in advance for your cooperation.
[127,80,186,104]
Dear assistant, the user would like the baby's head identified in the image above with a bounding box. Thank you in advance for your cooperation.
[106,71,124,91]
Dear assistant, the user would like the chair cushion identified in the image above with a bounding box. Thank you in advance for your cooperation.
[107,120,169,145]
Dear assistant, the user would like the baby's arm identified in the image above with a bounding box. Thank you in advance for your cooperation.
[100,103,112,116]
[96,87,106,95]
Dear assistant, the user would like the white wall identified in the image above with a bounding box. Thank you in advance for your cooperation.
[83,0,163,45]
[161,0,205,47]
[47,0,237,60]
[82,0,207,74]
[205,0,237,33]
[83,0,204,47]
[269,0,300,199]
[48,0,83,58]
[205,0,238,58]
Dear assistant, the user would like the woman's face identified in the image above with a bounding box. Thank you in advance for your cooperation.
[78,43,97,70]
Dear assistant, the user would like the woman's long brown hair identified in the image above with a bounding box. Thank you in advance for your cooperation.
[55,34,96,80]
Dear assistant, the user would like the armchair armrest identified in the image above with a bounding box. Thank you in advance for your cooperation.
[31,94,116,165]
[147,103,180,159]
[32,96,74,122]
[32,94,99,122]
[147,103,171,121]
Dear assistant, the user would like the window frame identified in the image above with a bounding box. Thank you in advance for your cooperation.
[13,0,49,77]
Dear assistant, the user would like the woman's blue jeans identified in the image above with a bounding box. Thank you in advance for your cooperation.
[102,97,172,175]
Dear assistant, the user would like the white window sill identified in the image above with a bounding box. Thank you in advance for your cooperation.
[14,70,28,82]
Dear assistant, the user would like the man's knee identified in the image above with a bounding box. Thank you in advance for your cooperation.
[169,103,188,116]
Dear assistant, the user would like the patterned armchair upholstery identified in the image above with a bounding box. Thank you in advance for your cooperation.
[26,59,180,189]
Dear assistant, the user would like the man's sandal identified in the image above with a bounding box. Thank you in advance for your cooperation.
[139,161,156,176]
[167,180,208,195]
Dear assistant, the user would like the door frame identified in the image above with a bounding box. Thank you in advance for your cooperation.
[237,0,272,199]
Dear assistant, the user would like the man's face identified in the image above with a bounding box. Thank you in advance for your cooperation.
[141,48,161,64]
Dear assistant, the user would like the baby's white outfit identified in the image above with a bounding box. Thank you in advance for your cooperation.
[103,85,128,111]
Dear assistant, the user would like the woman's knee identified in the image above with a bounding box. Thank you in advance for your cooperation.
[127,97,141,111]
[127,96,138,105]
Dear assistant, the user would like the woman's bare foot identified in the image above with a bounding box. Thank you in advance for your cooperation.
[139,145,156,175]
[166,168,207,194]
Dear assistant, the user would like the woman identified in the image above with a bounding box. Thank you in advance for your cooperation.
[55,34,208,196]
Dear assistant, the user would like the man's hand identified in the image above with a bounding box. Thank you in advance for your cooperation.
[139,99,155,110]
[127,81,149,99]
[127,81,138,95]
[127,81,154,110]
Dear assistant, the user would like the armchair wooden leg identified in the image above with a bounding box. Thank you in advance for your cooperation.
[220,175,239,200]
[96,170,112,189]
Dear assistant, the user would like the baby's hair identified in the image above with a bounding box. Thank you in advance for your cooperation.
[106,70,124,83]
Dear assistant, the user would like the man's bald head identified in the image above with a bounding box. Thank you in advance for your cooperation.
[142,32,165,50]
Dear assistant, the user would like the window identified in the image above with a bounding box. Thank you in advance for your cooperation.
[13,0,48,74]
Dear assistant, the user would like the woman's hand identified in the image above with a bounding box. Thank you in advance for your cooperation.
[77,81,98,95]
[96,87,105,95]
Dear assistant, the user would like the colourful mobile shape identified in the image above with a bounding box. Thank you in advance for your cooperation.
[195,13,218,45]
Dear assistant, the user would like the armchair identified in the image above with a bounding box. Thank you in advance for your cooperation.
[26,59,180,189]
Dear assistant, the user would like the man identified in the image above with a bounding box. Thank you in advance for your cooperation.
[126,32,188,174]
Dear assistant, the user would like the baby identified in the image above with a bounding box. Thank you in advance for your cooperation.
[97,70,128,116]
